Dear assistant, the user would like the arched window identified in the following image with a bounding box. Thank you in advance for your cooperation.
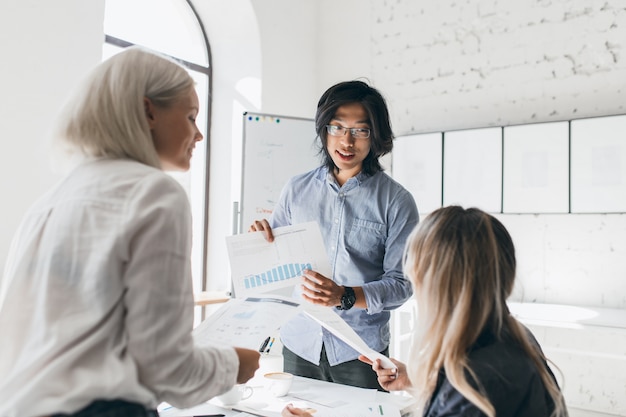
[103,0,211,313]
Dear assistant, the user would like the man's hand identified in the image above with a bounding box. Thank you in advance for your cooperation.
[248,219,274,242]
[300,269,344,307]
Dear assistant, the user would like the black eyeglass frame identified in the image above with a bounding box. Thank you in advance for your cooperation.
[325,125,371,139]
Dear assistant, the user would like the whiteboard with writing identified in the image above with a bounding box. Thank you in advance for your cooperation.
[239,112,319,233]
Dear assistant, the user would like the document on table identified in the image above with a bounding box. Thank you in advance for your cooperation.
[226,221,331,298]
[193,295,302,350]
[235,401,400,417]
[233,375,404,417]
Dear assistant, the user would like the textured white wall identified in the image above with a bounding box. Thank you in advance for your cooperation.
[370,0,626,135]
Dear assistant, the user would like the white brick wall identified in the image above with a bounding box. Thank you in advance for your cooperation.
[370,0,626,134]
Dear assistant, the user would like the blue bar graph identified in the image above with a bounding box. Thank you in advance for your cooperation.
[243,262,312,289]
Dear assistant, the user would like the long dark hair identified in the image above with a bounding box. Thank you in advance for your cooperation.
[315,80,394,175]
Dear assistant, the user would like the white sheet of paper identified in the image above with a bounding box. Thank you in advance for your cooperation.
[226,222,331,298]
[192,296,302,350]
[303,305,397,370]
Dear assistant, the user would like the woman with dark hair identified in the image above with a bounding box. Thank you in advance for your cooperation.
[250,80,419,389]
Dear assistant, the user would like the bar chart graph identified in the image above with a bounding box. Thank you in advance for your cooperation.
[243,262,312,289]
[227,222,332,298]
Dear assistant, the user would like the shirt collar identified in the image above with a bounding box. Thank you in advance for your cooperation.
[321,166,370,188]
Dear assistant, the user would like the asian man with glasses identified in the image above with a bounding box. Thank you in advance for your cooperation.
[249,80,419,390]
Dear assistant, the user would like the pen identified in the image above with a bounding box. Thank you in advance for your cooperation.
[265,337,275,353]
[174,413,224,417]
[258,336,270,352]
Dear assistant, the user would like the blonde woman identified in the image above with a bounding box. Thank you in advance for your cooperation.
[283,206,567,417]
[0,47,259,417]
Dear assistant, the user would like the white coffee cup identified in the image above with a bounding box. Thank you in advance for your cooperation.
[263,371,293,397]
[216,384,253,406]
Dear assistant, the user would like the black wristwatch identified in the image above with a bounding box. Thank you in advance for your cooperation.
[336,286,356,310]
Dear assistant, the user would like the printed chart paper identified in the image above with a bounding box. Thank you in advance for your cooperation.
[226,222,331,298]
[223,221,396,371]
[193,296,302,350]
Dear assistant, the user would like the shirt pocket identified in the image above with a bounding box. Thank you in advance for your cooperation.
[345,218,386,258]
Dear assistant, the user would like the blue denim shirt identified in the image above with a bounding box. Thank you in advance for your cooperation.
[272,166,419,366]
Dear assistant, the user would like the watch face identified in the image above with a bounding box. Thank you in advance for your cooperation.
[341,287,356,310]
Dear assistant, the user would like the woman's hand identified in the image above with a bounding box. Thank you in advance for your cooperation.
[282,403,315,417]
[358,356,411,392]
[248,219,274,242]
[234,347,260,384]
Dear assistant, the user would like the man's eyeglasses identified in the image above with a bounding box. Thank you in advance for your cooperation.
[325,125,371,139]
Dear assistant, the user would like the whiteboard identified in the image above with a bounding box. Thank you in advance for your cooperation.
[239,112,319,233]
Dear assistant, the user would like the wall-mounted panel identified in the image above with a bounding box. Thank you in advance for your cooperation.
[443,127,502,213]
[503,122,569,213]
[571,115,626,213]
[392,133,443,215]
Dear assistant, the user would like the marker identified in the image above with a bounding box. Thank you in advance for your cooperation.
[258,336,270,352]
[265,337,275,353]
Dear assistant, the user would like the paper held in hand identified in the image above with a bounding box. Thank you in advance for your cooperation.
[226,221,332,299]
[216,221,396,369]
[303,304,397,370]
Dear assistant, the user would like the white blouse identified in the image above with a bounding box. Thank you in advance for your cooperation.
[0,159,238,417]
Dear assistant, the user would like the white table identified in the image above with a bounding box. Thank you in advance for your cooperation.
[159,375,415,417]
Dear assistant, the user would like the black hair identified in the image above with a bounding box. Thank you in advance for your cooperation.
[315,80,394,175]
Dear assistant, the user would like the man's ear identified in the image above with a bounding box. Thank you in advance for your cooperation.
[144,97,156,127]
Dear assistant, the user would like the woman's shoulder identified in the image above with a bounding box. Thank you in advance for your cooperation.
[468,336,539,382]
[87,158,181,187]
[63,158,187,206]
[465,336,554,416]
[428,340,553,417]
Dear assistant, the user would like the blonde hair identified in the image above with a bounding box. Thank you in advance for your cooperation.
[403,206,566,417]
[51,46,194,170]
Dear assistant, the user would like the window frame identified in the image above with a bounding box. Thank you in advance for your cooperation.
[103,0,213,299]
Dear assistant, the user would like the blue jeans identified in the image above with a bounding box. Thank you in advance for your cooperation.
[283,345,388,391]
[51,400,158,417]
